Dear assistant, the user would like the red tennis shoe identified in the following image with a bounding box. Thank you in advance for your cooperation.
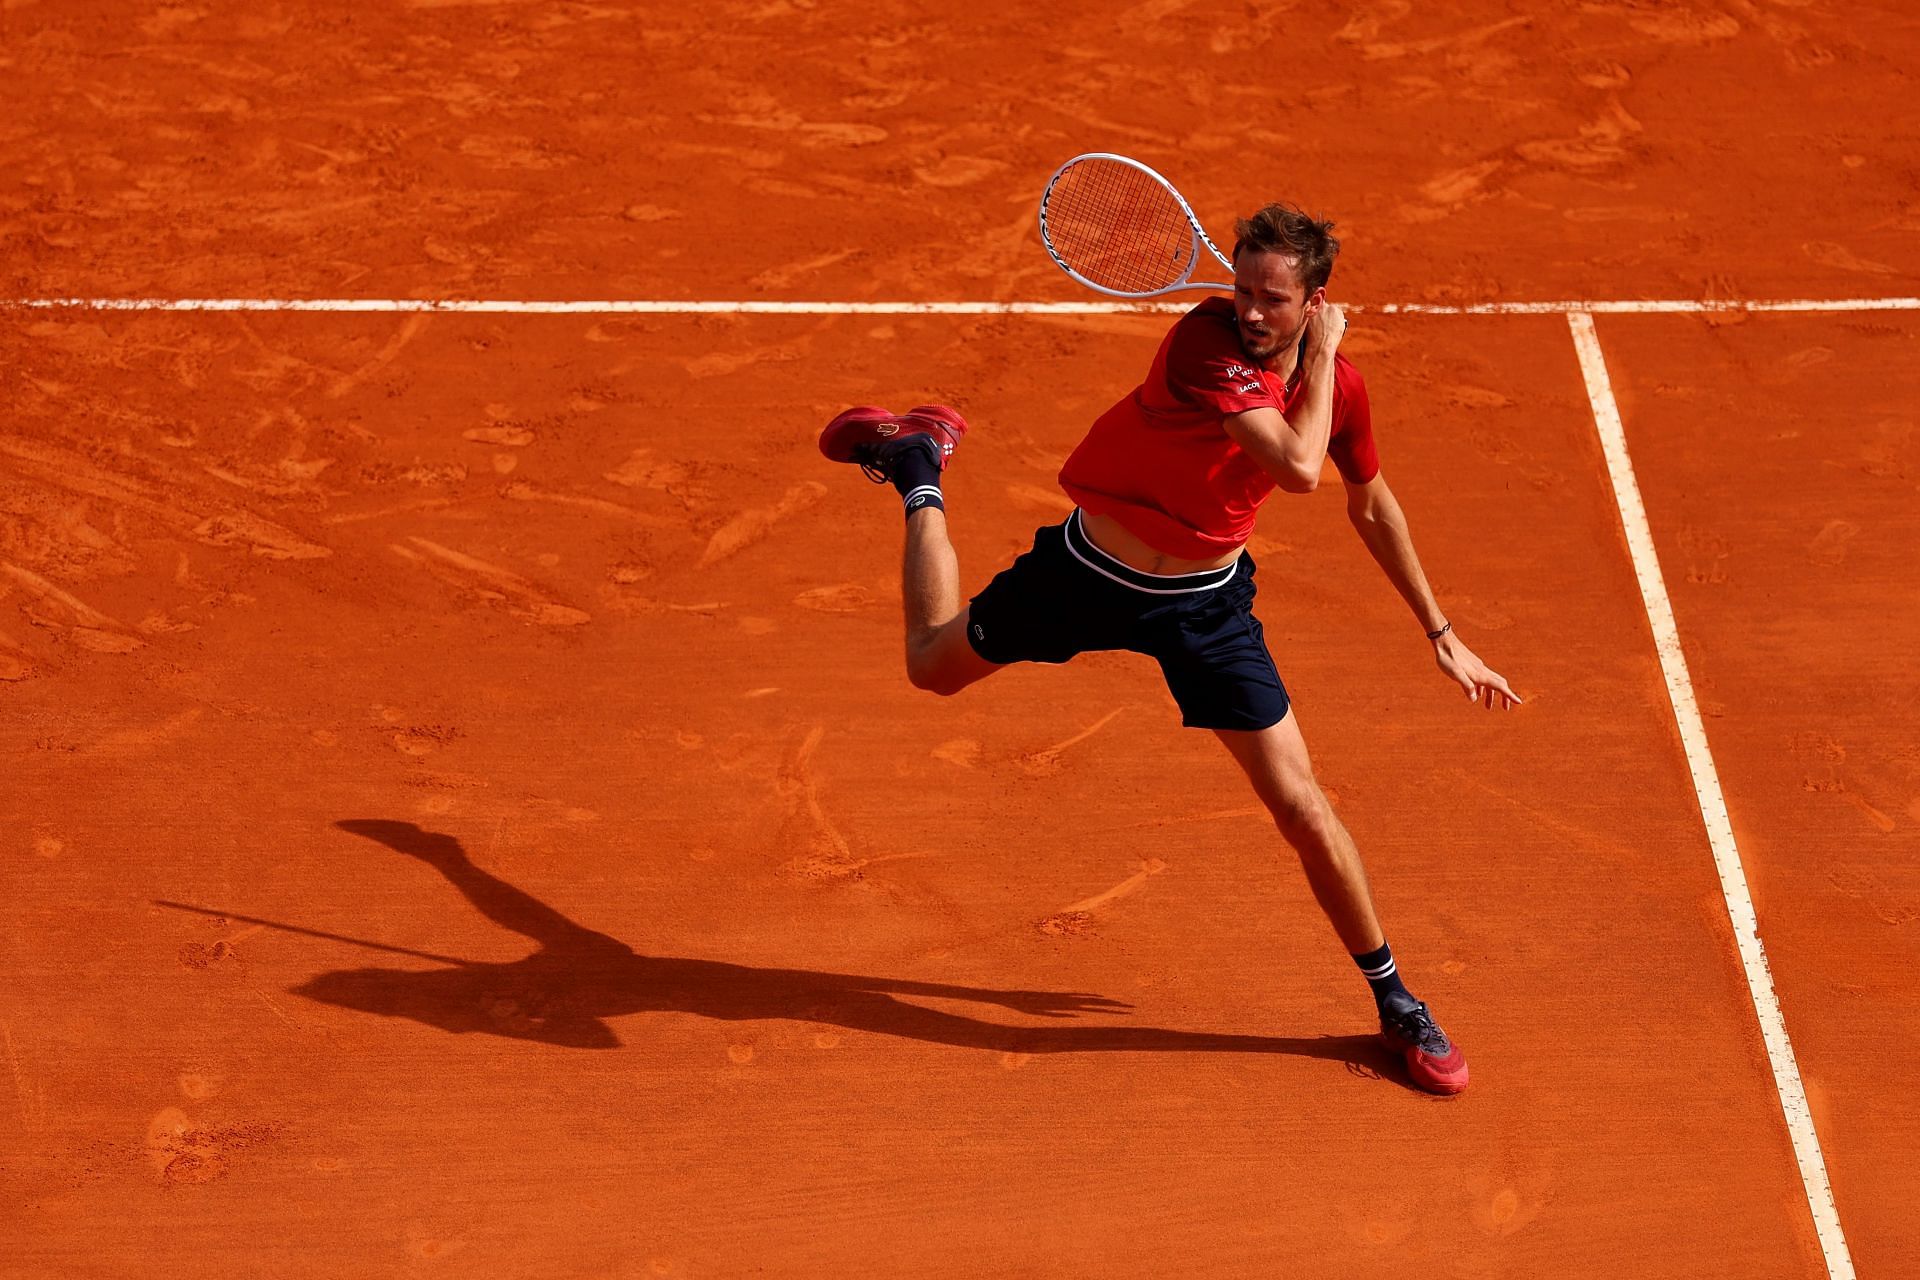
[1380,993,1469,1095]
[898,404,969,456]
[819,404,968,483]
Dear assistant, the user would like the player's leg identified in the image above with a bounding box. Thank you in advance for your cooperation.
[901,506,998,695]
[1148,557,1468,1093]
[820,404,1000,696]
[1214,712,1468,1094]
[1214,713,1383,952]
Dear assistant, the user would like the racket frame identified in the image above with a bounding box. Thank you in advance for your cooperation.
[1037,152,1236,299]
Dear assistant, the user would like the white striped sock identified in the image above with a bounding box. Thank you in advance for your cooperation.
[902,484,943,514]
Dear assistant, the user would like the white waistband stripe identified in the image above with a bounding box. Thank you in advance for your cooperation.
[1064,511,1239,594]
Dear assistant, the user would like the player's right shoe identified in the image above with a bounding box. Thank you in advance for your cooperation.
[819,404,968,484]
[1379,991,1469,1095]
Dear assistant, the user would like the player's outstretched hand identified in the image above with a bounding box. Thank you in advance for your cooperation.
[1434,632,1522,710]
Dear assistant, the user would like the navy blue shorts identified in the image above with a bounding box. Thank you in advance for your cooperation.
[965,510,1290,731]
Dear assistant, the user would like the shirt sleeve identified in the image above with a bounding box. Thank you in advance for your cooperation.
[1164,308,1284,416]
[1327,357,1381,485]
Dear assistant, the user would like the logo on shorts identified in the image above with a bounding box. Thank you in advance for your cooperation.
[971,623,984,641]
[875,422,900,436]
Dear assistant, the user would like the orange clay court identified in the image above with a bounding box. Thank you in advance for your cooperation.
[3,3,1917,1277]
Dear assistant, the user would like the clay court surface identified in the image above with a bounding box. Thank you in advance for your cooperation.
[4,2,1919,1276]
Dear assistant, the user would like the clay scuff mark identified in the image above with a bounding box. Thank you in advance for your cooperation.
[699,482,826,567]
[1021,707,1126,777]
[1038,858,1169,936]
[394,537,590,626]
[0,435,330,561]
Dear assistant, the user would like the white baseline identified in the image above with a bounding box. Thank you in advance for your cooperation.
[1567,311,1855,1280]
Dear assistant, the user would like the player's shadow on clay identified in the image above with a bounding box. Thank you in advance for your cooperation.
[287,820,1402,1082]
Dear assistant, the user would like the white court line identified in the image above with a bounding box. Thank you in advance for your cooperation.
[1567,311,1855,1280]
[2,295,1919,315]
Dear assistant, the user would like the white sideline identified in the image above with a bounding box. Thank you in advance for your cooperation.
[3,295,1920,315]
[1566,311,1855,1280]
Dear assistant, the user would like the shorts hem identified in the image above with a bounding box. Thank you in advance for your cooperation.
[1178,703,1291,732]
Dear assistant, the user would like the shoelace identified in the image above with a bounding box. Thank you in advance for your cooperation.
[853,436,932,486]
[1386,999,1452,1055]
[847,439,891,484]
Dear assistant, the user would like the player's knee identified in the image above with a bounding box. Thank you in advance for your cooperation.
[1266,778,1334,846]
[906,653,964,696]
[906,624,979,696]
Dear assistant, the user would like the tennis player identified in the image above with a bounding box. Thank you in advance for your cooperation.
[820,204,1519,1094]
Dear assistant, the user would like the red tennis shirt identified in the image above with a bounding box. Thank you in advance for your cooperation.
[1058,297,1378,560]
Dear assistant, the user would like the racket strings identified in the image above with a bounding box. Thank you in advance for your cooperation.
[1042,159,1198,294]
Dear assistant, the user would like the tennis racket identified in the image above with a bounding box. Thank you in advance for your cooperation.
[1038,152,1234,299]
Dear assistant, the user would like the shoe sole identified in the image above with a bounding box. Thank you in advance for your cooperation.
[820,404,968,467]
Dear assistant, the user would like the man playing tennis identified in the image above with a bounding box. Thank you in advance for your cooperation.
[819,204,1519,1095]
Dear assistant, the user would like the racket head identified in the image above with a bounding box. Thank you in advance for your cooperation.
[1038,153,1234,298]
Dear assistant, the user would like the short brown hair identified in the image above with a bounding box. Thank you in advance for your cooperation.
[1232,204,1340,293]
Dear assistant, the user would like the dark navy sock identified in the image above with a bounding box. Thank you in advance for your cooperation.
[901,485,945,517]
[888,440,944,517]
[1353,941,1411,1010]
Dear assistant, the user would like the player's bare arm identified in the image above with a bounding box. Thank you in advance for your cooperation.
[1344,472,1523,710]
[1222,302,1348,492]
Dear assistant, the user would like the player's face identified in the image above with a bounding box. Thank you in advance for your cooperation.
[1232,251,1321,363]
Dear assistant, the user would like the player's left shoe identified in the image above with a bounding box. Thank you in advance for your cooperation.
[819,404,968,484]
[1380,991,1469,1095]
